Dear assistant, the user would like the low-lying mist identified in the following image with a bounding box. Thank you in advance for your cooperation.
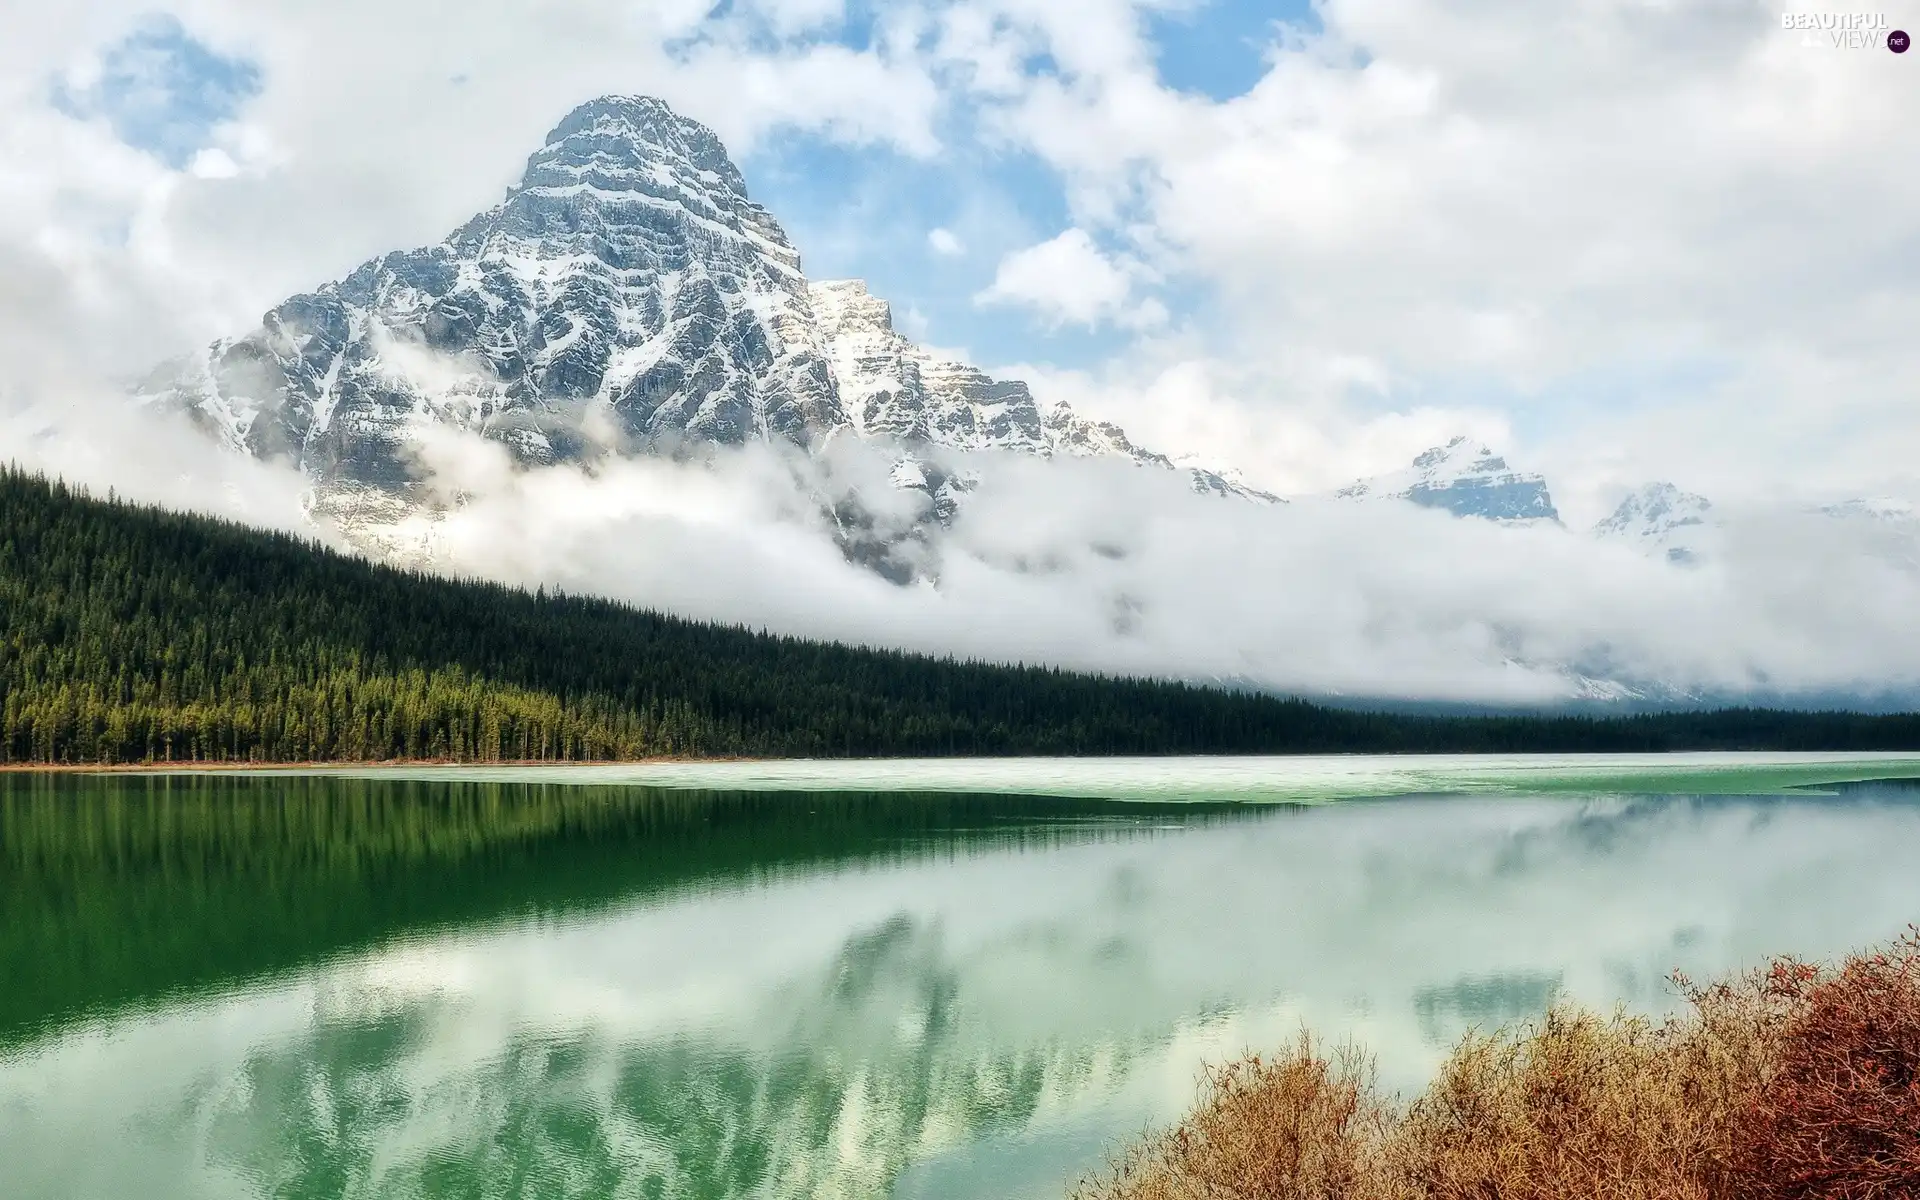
[7,393,1919,706]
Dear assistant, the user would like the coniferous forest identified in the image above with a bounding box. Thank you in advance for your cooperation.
[3,465,1918,764]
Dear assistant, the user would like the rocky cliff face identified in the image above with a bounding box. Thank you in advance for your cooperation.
[140,96,1266,548]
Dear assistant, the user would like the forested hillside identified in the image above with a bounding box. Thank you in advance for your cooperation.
[3,467,1917,763]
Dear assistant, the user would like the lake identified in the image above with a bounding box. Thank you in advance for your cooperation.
[5,754,1920,1199]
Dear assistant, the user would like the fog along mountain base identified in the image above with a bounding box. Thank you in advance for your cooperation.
[7,468,1920,764]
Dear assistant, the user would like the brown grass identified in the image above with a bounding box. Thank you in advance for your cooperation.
[1073,928,1920,1200]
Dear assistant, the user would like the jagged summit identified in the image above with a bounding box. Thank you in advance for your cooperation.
[1596,483,1712,533]
[1338,436,1559,523]
[531,95,748,197]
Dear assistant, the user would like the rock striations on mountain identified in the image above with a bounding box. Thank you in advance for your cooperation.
[140,95,1266,544]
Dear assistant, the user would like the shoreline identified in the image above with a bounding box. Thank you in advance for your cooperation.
[7,748,1920,776]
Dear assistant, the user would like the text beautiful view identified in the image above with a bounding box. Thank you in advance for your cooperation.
[5,5,1920,1199]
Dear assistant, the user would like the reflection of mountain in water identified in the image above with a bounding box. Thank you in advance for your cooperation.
[197,914,1173,1200]
[0,773,1255,1049]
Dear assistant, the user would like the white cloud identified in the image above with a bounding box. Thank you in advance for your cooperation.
[975,227,1164,330]
[0,380,312,531]
[282,434,1920,704]
[927,226,964,256]
[1005,352,1515,499]
[932,0,1920,498]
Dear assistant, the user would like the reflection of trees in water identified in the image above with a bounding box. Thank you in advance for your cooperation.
[200,914,1165,1200]
[1,773,1254,1048]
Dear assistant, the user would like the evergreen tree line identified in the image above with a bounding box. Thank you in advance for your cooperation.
[3,466,1917,763]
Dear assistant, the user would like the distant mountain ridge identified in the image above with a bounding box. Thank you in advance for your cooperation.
[808,279,1274,505]
[1593,482,1714,563]
[1337,436,1560,523]
[120,95,1920,707]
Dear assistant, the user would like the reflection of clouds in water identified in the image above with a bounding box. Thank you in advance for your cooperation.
[6,788,1920,1200]
[198,914,1162,1200]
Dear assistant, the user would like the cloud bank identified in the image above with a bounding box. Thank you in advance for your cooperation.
[122,419,1900,706]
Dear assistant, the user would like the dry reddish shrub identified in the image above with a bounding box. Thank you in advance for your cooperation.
[1070,930,1920,1200]
[1070,1031,1391,1200]
[1381,1007,1719,1200]
[1724,928,1920,1200]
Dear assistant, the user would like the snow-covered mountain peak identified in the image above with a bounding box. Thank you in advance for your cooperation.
[1595,483,1713,538]
[1594,482,1714,563]
[530,95,747,197]
[804,278,1276,501]
[1412,436,1503,476]
[143,92,844,502]
[1338,436,1559,523]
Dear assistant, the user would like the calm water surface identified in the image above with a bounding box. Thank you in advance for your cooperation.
[4,757,1920,1199]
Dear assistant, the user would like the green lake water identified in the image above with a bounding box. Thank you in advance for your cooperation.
[4,754,1920,1199]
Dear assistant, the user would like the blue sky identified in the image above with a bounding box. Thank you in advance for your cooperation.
[51,13,261,170]
[1147,0,1307,101]
[743,124,1148,365]
[726,0,1316,367]
[45,1,1318,372]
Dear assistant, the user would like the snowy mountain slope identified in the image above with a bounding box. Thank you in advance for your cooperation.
[142,96,1270,540]
[1588,485,1920,571]
[1337,437,1560,523]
